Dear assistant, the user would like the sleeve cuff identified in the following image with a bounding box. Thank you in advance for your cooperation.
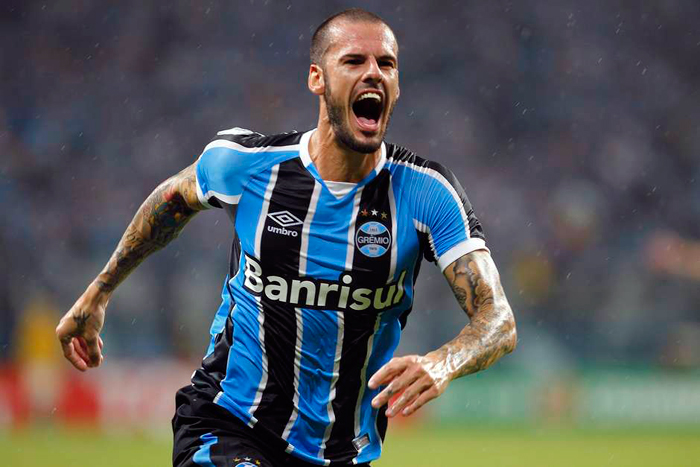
[436,238,489,272]
[195,171,214,209]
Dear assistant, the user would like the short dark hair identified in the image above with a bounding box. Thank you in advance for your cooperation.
[310,8,394,65]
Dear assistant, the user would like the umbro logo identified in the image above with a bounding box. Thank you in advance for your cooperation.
[267,210,303,237]
[268,210,303,227]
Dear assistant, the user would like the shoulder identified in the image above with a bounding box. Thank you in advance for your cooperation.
[384,142,463,191]
[208,127,303,151]
[197,127,303,173]
[195,128,304,207]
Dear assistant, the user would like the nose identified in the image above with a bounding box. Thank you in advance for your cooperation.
[362,57,382,84]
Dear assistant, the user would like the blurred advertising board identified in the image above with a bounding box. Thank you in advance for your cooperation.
[433,369,700,426]
[1,363,699,430]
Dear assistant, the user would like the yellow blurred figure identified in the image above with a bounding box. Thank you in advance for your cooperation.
[15,296,62,420]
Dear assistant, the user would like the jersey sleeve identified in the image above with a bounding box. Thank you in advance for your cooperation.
[412,162,488,271]
[195,128,262,208]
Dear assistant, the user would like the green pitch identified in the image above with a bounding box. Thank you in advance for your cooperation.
[380,424,700,467]
[2,424,699,466]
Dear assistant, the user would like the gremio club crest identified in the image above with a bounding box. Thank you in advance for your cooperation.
[232,457,261,467]
[356,221,391,258]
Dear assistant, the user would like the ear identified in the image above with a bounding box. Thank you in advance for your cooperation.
[308,63,325,96]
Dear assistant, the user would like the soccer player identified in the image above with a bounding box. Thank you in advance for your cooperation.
[56,8,516,467]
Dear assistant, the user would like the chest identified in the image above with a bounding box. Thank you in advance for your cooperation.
[235,162,419,284]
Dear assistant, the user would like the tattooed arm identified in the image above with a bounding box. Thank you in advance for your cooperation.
[368,249,517,417]
[56,164,205,371]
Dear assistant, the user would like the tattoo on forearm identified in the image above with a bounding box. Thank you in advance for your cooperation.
[94,165,201,293]
[437,251,517,380]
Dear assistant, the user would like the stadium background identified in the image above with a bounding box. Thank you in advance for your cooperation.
[1,0,699,465]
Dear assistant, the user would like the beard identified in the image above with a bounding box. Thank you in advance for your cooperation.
[324,82,395,154]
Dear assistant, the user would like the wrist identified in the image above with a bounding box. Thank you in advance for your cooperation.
[87,279,112,304]
[424,349,459,385]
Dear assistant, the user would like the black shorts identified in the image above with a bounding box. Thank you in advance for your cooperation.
[172,385,371,467]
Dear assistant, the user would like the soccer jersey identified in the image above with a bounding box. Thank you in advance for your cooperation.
[190,128,487,465]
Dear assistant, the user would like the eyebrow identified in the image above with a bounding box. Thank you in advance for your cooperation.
[340,53,398,63]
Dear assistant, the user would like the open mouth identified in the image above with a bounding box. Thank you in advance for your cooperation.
[352,91,384,133]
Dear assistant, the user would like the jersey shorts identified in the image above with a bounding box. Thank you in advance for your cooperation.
[179,127,487,466]
[173,385,370,467]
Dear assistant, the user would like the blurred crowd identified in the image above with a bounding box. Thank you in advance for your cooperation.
[1,0,699,370]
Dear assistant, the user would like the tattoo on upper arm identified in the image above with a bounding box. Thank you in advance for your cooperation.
[438,251,517,378]
[95,165,202,293]
[448,253,496,319]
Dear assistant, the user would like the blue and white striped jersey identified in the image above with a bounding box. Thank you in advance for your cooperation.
[191,128,487,465]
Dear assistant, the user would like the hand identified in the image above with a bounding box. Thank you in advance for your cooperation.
[55,283,108,371]
[368,354,451,418]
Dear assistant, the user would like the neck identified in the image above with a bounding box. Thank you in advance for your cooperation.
[309,108,381,183]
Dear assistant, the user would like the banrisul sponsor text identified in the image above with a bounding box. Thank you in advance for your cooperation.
[243,254,406,311]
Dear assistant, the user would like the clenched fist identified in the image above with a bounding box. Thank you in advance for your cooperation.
[55,283,108,371]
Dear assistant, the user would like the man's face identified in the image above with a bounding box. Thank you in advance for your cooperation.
[319,21,399,154]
